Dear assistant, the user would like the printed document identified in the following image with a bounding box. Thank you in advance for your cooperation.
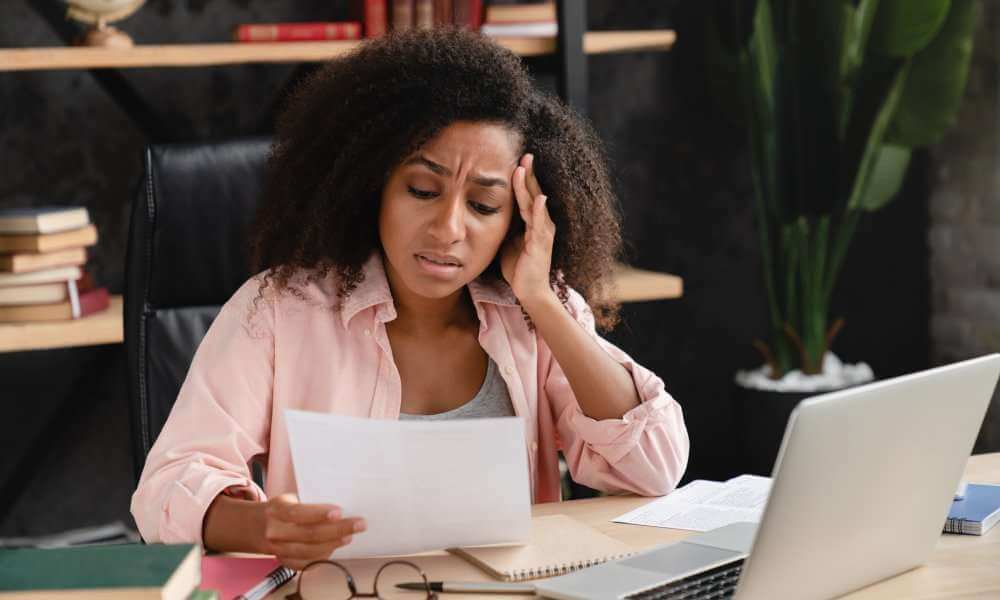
[613,474,772,532]
[285,410,532,558]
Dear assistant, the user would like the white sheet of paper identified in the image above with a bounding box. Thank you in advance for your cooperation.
[284,409,532,558]
[612,475,772,532]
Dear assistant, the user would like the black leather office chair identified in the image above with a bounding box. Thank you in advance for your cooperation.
[124,138,271,482]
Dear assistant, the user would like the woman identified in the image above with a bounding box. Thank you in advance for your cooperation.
[131,28,688,569]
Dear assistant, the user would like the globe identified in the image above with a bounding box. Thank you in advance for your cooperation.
[64,0,146,47]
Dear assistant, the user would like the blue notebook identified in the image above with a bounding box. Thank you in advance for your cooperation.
[944,483,1000,535]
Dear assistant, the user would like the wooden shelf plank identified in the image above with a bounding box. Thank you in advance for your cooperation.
[609,264,683,303]
[0,295,123,353]
[0,30,675,71]
[0,264,679,353]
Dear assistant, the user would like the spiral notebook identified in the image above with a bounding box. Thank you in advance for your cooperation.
[447,515,634,581]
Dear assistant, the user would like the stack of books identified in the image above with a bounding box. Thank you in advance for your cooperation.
[480,1,555,38]
[233,0,485,41]
[390,0,483,31]
[0,206,109,323]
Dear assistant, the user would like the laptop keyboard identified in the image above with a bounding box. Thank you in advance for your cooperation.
[623,559,744,600]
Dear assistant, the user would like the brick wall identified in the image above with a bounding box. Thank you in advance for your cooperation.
[929,1,1000,452]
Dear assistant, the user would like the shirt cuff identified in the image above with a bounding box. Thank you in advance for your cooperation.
[158,473,265,546]
[562,393,676,465]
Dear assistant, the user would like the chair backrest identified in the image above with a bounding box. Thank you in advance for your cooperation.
[124,137,271,482]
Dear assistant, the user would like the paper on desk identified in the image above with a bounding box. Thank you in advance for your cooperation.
[284,409,532,558]
[613,474,772,532]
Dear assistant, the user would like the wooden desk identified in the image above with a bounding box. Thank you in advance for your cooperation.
[268,453,1000,599]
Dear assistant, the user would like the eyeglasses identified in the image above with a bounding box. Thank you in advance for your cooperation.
[287,559,438,600]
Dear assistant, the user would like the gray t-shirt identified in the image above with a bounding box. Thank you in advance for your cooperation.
[399,357,515,420]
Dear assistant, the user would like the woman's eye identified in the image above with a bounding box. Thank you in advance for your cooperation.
[471,202,500,216]
[407,186,437,199]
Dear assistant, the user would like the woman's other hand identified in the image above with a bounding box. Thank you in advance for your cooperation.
[263,493,366,570]
[501,153,557,309]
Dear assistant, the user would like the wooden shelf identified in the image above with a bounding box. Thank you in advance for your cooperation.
[0,265,678,352]
[0,295,123,353]
[610,264,683,303]
[0,30,675,71]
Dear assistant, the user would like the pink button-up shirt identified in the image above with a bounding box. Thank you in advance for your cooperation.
[131,255,689,545]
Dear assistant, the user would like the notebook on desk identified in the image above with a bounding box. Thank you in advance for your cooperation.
[447,515,634,581]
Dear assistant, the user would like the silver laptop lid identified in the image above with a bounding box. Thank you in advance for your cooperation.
[735,354,1000,600]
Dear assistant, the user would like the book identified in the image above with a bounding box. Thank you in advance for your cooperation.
[944,483,1000,535]
[0,206,90,235]
[200,556,281,600]
[447,515,634,582]
[233,22,362,42]
[0,247,87,274]
[480,21,556,37]
[415,0,434,28]
[453,0,483,30]
[354,0,388,37]
[392,0,413,30]
[0,281,71,306]
[433,0,453,26]
[0,265,82,287]
[485,1,554,24]
[0,543,200,599]
[0,224,97,253]
[0,285,109,322]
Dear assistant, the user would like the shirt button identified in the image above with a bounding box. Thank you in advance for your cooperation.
[364,328,371,336]
[530,441,538,452]
[504,365,515,376]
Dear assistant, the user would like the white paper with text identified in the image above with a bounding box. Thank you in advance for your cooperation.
[612,475,772,532]
[285,410,532,558]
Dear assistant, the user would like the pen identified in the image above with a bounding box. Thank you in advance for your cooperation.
[235,565,297,600]
[397,581,536,594]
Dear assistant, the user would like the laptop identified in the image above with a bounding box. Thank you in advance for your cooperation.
[535,354,1000,600]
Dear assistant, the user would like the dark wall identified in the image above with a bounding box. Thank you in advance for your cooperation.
[0,1,931,536]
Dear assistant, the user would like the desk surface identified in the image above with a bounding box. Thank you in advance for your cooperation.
[266,452,1000,599]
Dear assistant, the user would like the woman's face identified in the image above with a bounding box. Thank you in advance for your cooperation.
[379,121,520,300]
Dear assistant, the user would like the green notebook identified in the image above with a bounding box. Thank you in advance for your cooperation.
[0,543,200,599]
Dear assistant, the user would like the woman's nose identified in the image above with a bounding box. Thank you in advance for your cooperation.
[428,194,466,244]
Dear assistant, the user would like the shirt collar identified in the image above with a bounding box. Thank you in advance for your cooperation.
[339,253,520,328]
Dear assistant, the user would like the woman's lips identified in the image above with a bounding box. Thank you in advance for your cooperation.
[415,253,462,277]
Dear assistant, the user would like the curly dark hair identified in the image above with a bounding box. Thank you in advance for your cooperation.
[250,27,623,329]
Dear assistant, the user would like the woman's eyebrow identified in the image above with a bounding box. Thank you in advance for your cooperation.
[404,154,508,189]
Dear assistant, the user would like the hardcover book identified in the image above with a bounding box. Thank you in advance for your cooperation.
[233,22,362,42]
[0,224,97,254]
[0,247,87,274]
[0,206,89,235]
[0,543,199,599]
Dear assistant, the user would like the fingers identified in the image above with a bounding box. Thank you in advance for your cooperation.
[512,165,533,226]
[266,515,366,544]
[268,494,341,525]
[521,154,544,199]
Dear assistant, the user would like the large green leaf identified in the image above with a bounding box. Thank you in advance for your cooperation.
[859,144,911,210]
[888,0,976,147]
[846,62,910,209]
[869,0,951,57]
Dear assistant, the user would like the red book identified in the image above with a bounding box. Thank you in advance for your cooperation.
[453,0,482,30]
[433,0,453,26]
[234,22,362,42]
[355,0,388,38]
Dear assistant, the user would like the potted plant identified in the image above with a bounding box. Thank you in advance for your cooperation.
[709,0,976,474]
